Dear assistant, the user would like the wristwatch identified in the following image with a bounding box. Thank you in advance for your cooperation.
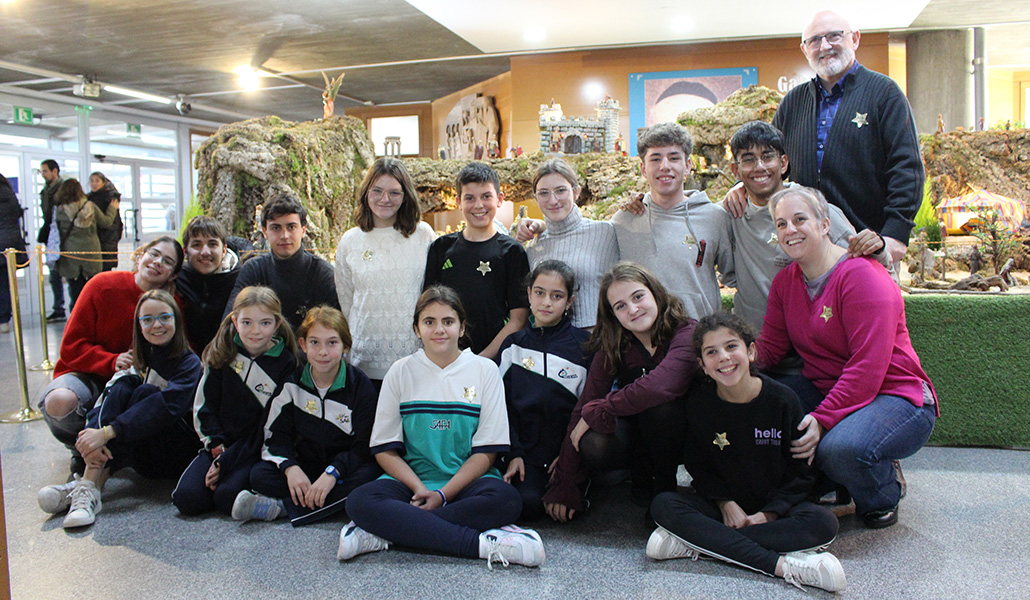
[325,465,342,484]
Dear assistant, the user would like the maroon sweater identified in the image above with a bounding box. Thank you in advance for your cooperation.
[542,320,698,511]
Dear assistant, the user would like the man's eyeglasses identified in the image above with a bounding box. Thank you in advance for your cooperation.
[802,30,851,49]
[139,313,174,328]
[737,150,781,167]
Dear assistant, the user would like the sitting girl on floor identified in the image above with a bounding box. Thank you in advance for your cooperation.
[647,312,845,593]
[340,285,544,569]
[40,289,202,528]
[542,262,699,522]
[497,260,591,521]
[172,286,297,516]
[236,306,380,526]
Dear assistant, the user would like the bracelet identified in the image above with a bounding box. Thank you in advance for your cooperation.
[435,489,447,506]
[102,426,110,442]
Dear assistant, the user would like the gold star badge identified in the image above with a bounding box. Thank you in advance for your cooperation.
[768,232,778,245]
[821,305,833,322]
[683,234,697,246]
[232,360,244,374]
[522,357,535,369]
[477,261,491,276]
[852,112,868,128]
[463,386,477,401]
[362,248,374,261]
[713,432,730,450]
[305,399,318,414]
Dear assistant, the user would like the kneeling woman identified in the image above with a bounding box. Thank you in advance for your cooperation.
[341,286,544,569]
[40,290,202,528]
[758,186,938,529]
[648,313,844,593]
[543,263,699,522]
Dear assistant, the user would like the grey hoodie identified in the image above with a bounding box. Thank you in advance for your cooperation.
[611,190,734,319]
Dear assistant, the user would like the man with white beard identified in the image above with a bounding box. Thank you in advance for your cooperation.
[727,11,924,269]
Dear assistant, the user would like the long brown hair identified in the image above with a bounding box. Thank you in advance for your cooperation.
[132,289,190,371]
[354,157,422,236]
[586,262,688,370]
[202,286,297,369]
[412,285,470,350]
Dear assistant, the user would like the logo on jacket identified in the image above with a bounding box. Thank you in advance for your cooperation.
[557,368,578,380]
[254,383,273,398]
[430,419,451,430]
[754,428,782,446]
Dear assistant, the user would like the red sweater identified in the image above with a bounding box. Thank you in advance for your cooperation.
[757,257,938,431]
[54,271,144,380]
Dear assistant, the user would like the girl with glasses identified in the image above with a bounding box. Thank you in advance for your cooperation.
[39,289,202,528]
[334,157,436,390]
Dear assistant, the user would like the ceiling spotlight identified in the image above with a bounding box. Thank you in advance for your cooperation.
[523,26,546,44]
[670,15,695,34]
[175,94,192,115]
[235,66,261,91]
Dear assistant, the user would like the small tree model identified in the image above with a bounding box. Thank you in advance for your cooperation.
[972,207,1020,275]
[321,71,345,119]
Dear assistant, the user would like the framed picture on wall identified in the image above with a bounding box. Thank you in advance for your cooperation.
[628,67,758,156]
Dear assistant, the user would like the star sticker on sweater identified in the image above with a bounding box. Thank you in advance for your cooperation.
[821,305,833,322]
[683,234,697,246]
[232,360,244,374]
[522,357,535,369]
[768,232,778,245]
[852,112,868,128]
[477,261,491,276]
[362,248,374,261]
[463,386,477,401]
[713,432,730,450]
[305,399,318,414]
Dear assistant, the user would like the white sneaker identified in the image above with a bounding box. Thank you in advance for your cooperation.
[62,481,102,529]
[38,476,80,514]
[646,526,702,561]
[231,490,284,522]
[479,525,545,570]
[337,521,390,561]
[782,552,847,592]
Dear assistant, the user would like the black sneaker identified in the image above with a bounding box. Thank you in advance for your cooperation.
[46,311,66,323]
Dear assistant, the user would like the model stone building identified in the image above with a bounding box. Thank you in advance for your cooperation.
[539,96,621,154]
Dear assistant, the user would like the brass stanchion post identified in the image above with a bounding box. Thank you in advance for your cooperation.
[28,244,55,371]
[1,249,43,422]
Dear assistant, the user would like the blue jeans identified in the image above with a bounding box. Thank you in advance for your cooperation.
[774,375,936,515]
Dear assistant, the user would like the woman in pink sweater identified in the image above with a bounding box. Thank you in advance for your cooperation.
[757,186,937,530]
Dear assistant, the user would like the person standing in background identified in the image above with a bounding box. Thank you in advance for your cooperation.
[87,172,124,272]
[37,159,67,322]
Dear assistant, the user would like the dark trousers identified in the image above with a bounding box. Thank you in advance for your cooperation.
[67,275,88,310]
[579,399,687,503]
[172,451,257,516]
[509,463,549,522]
[249,460,381,527]
[49,267,65,313]
[346,477,521,558]
[651,490,839,575]
[86,383,200,478]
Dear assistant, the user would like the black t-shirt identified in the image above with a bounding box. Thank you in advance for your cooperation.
[684,374,815,517]
[423,232,529,354]
[225,250,339,331]
[176,264,239,353]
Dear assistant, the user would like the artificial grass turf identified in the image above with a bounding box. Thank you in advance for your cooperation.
[720,292,1030,448]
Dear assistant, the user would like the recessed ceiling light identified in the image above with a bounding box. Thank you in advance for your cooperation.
[234,66,261,91]
[670,15,694,34]
[523,26,546,44]
[582,80,605,102]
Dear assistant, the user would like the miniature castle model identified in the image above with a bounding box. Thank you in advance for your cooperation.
[539,96,621,154]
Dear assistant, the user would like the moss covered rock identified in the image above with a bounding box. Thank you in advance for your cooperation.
[194,115,375,251]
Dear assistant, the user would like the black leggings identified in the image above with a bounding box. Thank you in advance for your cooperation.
[578,400,687,503]
[651,490,839,575]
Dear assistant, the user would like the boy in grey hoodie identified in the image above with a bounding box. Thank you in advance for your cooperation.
[611,123,734,319]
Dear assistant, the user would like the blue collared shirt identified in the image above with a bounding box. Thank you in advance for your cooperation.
[815,61,861,169]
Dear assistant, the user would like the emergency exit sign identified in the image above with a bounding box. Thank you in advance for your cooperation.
[127,123,141,137]
[13,106,33,125]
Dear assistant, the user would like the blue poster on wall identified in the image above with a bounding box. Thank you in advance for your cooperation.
[627,67,758,156]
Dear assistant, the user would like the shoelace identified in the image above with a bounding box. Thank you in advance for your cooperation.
[783,559,816,591]
[485,548,509,571]
[67,485,95,513]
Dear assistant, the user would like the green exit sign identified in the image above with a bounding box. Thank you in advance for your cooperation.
[13,106,33,125]
[127,123,142,137]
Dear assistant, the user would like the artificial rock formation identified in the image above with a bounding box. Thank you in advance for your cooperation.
[194,115,375,251]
